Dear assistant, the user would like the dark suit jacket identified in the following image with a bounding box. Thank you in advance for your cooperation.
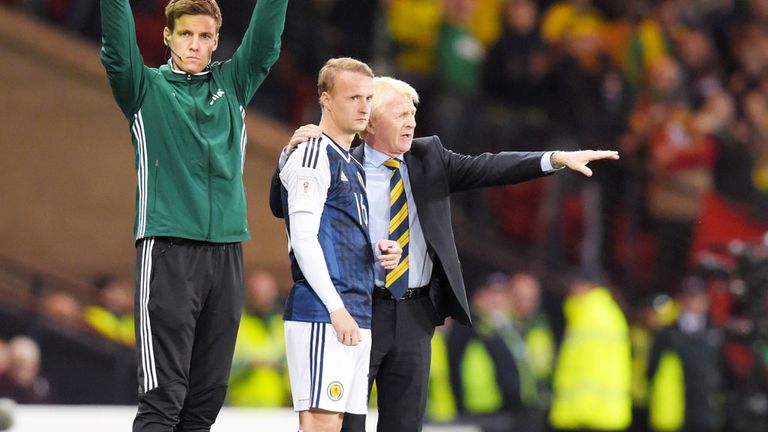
[269,136,548,325]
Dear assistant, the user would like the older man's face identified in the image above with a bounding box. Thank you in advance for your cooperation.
[367,92,416,157]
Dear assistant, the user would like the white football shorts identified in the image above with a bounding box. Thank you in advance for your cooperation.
[284,321,371,414]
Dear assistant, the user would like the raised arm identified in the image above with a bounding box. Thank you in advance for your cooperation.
[223,0,289,105]
[100,0,146,118]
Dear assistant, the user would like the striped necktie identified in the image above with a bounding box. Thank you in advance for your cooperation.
[383,158,409,300]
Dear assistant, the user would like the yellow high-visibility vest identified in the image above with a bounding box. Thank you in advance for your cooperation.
[228,312,287,407]
[649,351,685,431]
[549,287,632,430]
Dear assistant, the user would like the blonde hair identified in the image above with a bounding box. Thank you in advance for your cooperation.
[165,0,222,31]
[359,77,419,139]
[317,57,374,104]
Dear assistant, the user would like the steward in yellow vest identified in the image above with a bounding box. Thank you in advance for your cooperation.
[228,270,288,407]
[549,279,632,431]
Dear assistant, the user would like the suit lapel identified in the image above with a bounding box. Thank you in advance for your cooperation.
[351,144,365,165]
[404,142,426,212]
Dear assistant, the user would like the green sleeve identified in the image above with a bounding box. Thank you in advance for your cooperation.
[220,0,288,105]
[100,0,147,118]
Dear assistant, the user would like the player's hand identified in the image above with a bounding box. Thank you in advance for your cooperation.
[376,240,402,270]
[284,124,323,157]
[553,150,620,177]
[330,308,362,346]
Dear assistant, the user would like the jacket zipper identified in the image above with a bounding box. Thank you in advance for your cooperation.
[190,75,213,240]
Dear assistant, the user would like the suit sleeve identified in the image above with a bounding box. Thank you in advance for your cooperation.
[430,136,550,193]
[269,165,284,218]
[99,0,146,118]
[219,0,288,105]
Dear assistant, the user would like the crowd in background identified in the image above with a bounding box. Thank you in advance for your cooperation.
[2,0,768,430]
[3,264,765,432]
[4,0,768,288]
[5,0,767,295]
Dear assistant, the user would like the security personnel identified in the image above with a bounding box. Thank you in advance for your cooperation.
[549,273,632,432]
[84,276,135,346]
[647,277,722,432]
[228,270,288,407]
[426,326,457,423]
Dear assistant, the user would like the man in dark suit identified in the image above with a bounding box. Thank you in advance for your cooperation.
[270,76,619,431]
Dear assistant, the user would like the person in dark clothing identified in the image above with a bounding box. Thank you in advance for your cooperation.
[99,0,288,430]
[647,277,723,432]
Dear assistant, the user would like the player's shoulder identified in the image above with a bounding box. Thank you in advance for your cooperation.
[286,136,332,171]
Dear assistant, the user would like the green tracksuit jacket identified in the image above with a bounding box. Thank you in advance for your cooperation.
[100,0,287,242]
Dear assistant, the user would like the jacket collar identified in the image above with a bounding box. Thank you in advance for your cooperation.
[160,60,212,82]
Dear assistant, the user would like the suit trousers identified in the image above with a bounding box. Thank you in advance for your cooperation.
[341,294,436,432]
[132,237,244,432]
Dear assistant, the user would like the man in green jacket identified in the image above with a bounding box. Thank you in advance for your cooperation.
[99,0,287,430]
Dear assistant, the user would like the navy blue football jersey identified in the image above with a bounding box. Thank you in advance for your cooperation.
[280,135,375,328]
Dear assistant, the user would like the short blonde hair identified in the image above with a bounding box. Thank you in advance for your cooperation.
[317,57,374,103]
[359,77,419,139]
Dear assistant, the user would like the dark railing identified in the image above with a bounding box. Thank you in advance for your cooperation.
[0,252,137,405]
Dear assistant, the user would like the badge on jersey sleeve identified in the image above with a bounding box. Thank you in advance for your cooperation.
[295,176,315,199]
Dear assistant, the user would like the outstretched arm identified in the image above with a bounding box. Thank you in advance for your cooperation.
[550,150,620,177]
[99,0,146,118]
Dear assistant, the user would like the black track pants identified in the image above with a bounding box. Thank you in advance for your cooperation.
[132,237,244,432]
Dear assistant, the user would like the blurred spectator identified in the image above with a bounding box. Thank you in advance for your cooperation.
[626,54,718,293]
[426,321,458,424]
[0,336,51,404]
[383,0,442,92]
[541,0,604,47]
[483,0,550,113]
[646,276,724,432]
[436,0,484,98]
[84,275,135,346]
[465,0,505,48]
[227,269,288,407]
[0,340,9,385]
[38,291,84,331]
[628,294,677,432]
[622,0,681,88]
[448,272,550,432]
[548,271,632,432]
[427,0,486,156]
[507,272,554,400]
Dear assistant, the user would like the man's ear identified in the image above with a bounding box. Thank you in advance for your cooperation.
[320,92,331,111]
[365,118,375,135]
[163,27,171,44]
[212,33,219,52]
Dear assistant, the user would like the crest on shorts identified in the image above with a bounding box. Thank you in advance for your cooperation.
[327,381,344,401]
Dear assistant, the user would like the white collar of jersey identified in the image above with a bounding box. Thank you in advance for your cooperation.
[322,133,352,163]
[364,143,404,168]
[167,59,211,76]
